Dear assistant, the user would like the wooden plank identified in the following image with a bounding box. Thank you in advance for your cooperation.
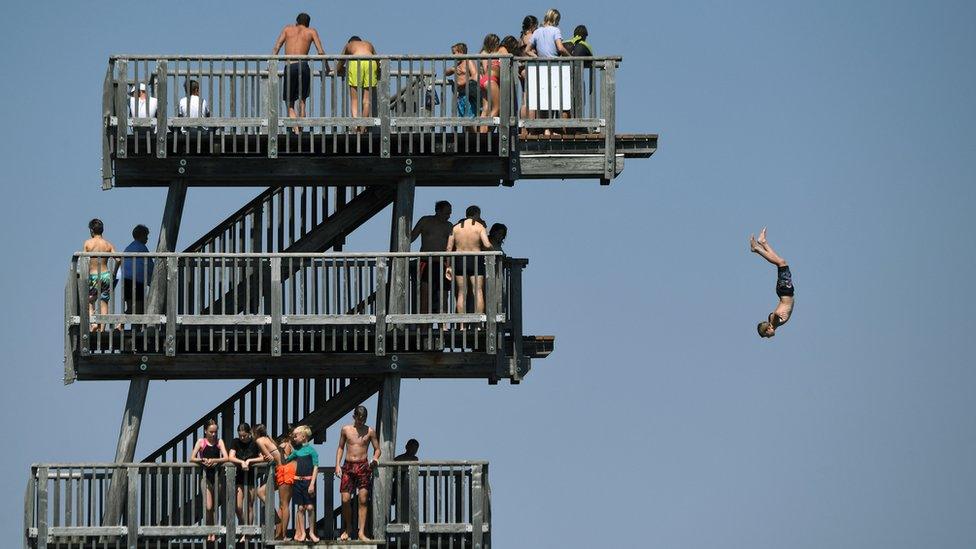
[177,315,271,326]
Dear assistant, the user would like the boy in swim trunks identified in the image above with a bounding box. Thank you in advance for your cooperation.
[446,43,480,120]
[83,218,118,332]
[284,425,320,543]
[273,13,327,132]
[337,37,378,124]
[446,205,494,315]
[750,227,795,338]
[334,405,381,541]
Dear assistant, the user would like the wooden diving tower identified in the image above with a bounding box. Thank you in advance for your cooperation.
[28,52,657,548]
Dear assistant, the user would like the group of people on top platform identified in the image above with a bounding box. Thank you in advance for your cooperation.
[189,407,418,543]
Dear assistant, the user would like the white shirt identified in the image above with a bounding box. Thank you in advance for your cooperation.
[177,95,210,118]
[129,96,158,118]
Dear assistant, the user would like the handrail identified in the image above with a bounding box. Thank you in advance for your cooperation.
[75,250,503,258]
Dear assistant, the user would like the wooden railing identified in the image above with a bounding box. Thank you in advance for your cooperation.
[101,54,621,177]
[25,461,490,548]
[66,251,518,359]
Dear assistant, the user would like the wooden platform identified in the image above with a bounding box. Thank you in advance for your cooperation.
[73,335,554,381]
[110,133,657,186]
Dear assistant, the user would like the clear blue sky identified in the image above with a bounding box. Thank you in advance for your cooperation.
[2,1,974,547]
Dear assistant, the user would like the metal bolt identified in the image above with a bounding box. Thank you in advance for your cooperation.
[405,166,412,173]
[501,135,508,141]
[405,158,413,165]
[501,148,507,154]
[177,167,185,174]
[141,355,148,362]
[391,355,398,362]
[82,335,88,340]
[517,368,523,373]
[383,136,389,142]
[391,363,398,370]
[140,363,148,371]
[179,159,187,166]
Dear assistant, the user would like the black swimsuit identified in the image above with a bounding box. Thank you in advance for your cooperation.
[198,439,221,483]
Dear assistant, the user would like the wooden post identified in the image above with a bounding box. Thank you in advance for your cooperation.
[263,461,276,542]
[165,257,178,356]
[126,467,138,549]
[379,58,391,158]
[36,467,48,549]
[146,180,187,315]
[76,257,90,357]
[471,465,484,549]
[105,179,186,528]
[114,59,128,160]
[485,255,497,354]
[498,57,511,157]
[388,176,415,317]
[372,375,400,540]
[375,258,387,356]
[155,60,168,158]
[64,265,78,384]
[507,259,527,382]
[267,59,279,159]
[601,59,617,185]
[270,257,282,357]
[408,465,420,549]
[223,464,236,546]
[102,63,116,189]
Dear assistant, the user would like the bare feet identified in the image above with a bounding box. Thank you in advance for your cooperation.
[358,531,372,542]
[749,234,762,253]
[758,226,768,246]
[309,532,320,542]
[339,531,351,541]
[293,531,306,542]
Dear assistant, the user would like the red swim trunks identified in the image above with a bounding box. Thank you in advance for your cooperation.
[340,460,372,493]
[275,461,297,486]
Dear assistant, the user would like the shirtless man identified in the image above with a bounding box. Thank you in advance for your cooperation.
[336,37,378,123]
[83,218,118,332]
[750,227,795,338]
[334,406,380,541]
[272,13,326,129]
[446,205,493,314]
[411,201,453,312]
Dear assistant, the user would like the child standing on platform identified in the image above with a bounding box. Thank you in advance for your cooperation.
[284,425,320,543]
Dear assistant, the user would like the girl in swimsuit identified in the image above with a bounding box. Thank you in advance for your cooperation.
[478,34,501,133]
[274,427,298,540]
[253,424,280,533]
[190,419,227,542]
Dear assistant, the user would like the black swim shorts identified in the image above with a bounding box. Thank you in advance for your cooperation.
[776,265,795,297]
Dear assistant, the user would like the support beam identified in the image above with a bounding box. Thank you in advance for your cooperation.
[373,375,401,540]
[103,180,186,528]
[373,177,412,539]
